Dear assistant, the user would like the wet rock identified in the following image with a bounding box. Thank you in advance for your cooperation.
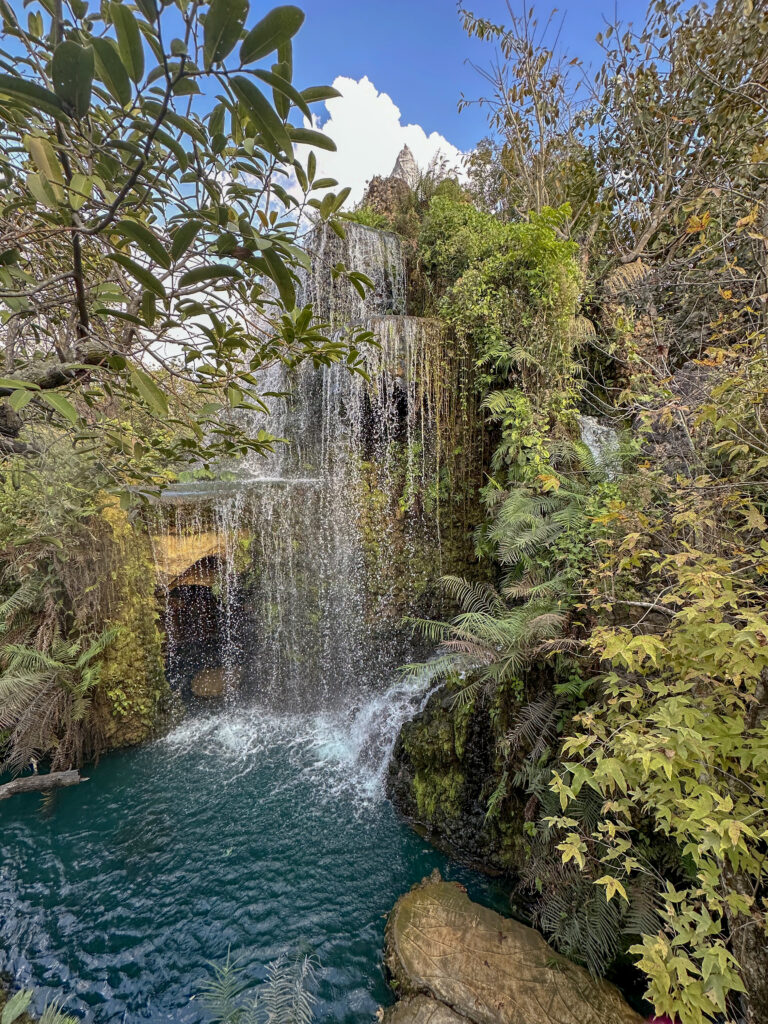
[385,873,644,1024]
[387,688,530,873]
[151,531,242,589]
[190,666,240,698]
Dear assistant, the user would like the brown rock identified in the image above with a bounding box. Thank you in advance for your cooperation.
[383,995,468,1024]
[385,873,644,1024]
[150,531,246,589]
[190,666,241,698]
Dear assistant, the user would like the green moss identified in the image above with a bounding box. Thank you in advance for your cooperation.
[93,500,169,749]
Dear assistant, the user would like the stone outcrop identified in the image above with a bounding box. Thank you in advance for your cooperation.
[387,688,530,873]
[384,873,644,1024]
[150,531,241,589]
[391,145,420,187]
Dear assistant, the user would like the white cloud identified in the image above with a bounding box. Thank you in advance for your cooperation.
[303,76,465,207]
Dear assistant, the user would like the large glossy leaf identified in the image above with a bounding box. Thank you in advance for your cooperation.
[51,41,94,118]
[115,219,170,269]
[129,366,169,417]
[253,68,310,119]
[239,5,304,64]
[23,135,65,201]
[107,251,166,297]
[287,126,336,152]
[231,76,292,159]
[0,73,67,119]
[261,246,295,309]
[41,391,79,424]
[92,37,131,107]
[111,3,145,83]
[301,85,342,104]
[204,0,249,68]
[178,264,243,288]
[171,219,203,260]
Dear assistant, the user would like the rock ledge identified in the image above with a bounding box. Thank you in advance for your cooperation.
[383,871,643,1024]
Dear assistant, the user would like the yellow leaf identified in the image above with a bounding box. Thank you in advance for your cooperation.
[596,875,629,902]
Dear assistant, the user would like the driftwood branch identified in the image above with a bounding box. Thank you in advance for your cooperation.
[0,769,86,801]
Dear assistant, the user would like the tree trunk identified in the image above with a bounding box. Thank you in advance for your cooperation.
[722,862,768,1024]
[0,769,85,801]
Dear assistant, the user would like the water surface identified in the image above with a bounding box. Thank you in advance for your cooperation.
[1,700,507,1023]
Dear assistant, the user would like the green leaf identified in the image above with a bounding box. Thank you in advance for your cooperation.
[261,246,295,309]
[51,41,94,118]
[41,391,79,424]
[23,135,65,200]
[115,218,170,269]
[171,219,203,260]
[0,73,67,120]
[8,388,33,412]
[1,989,33,1024]
[287,126,336,152]
[300,85,342,104]
[92,37,132,107]
[204,0,249,68]
[253,67,311,119]
[595,875,629,902]
[107,251,166,297]
[111,3,145,83]
[239,5,304,64]
[129,366,169,416]
[68,172,92,211]
[135,0,157,21]
[178,264,242,288]
[26,171,59,209]
[231,75,292,159]
[0,378,40,390]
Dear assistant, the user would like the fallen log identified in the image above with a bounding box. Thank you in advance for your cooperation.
[0,769,86,801]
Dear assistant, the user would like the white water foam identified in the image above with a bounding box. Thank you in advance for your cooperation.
[161,675,434,808]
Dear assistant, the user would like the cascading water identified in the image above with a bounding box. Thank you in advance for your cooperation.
[0,224,498,1024]
[149,224,454,725]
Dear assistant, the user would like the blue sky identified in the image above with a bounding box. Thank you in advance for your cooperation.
[294,1,651,151]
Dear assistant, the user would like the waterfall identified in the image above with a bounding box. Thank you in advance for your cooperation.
[148,224,456,772]
[577,414,621,478]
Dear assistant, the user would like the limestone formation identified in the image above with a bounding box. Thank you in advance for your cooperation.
[391,145,420,187]
[385,873,644,1024]
[151,531,240,589]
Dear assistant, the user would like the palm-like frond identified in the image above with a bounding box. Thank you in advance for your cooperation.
[199,952,319,1024]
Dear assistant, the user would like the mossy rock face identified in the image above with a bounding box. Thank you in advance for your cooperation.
[384,874,644,1024]
[90,501,170,751]
[387,688,530,874]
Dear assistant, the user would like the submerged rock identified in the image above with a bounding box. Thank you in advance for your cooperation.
[384,873,643,1024]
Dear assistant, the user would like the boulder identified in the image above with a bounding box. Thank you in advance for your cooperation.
[385,873,644,1024]
[383,995,467,1024]
[190,666,241,698]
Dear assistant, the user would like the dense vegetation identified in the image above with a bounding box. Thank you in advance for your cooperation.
[2,1,767,1023]
[361,2,768,1023]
